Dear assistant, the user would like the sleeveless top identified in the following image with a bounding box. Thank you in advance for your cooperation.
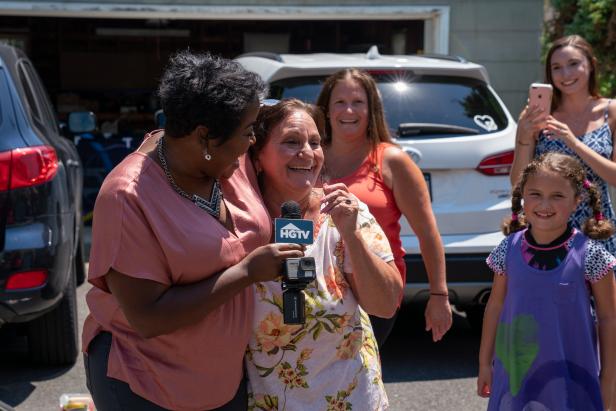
[488,230,603,410]
[329,143,406,283]
[535,100,616,256]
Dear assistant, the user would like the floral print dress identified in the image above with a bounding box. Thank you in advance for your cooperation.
[245,201,393,411]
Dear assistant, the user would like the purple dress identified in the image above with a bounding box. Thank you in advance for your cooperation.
[488,230,603,411]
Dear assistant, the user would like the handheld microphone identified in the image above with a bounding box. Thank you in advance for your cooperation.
[277,201,316,324]
[275,201,313,244]
[281,200,301,219]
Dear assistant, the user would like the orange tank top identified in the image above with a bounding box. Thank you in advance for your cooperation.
[329,143,406,283]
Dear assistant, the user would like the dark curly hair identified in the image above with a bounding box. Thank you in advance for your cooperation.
[504,152,614,240]
[158,50,266,143]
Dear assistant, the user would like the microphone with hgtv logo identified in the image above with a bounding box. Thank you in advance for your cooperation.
[275,201,316,324]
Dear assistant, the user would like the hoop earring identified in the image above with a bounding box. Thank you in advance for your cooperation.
[204,149,212,161]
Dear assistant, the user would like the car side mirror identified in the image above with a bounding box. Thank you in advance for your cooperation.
[68,111,97,134]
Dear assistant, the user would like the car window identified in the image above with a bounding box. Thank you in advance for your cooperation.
[0,69,8,133]
[22,60,59,134]
[20,60,58,134]
[0,76,4,128]
[17,62,46,133]
[269,72,509,137]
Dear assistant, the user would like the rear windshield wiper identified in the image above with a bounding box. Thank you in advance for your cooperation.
[398,123,480,137]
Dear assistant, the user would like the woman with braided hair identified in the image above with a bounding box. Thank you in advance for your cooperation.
[478,152,616,410]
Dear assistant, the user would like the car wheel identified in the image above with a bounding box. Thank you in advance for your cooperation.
[465,305,485,335]
[26,263,79,365]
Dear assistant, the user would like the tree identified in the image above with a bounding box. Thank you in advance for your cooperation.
[544,0,616,97]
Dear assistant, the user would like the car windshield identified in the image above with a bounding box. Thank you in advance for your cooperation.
[269,72,509,138]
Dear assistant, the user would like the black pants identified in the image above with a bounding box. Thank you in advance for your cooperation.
[369,308,400,349]
[84,332,248,411]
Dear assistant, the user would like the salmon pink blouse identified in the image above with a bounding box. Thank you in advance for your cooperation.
[82,132,271,410]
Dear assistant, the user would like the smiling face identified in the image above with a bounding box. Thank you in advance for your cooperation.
[328,77,370,142]
[549,46,592,97]
[522,168,580,243]
[257,110,324,201]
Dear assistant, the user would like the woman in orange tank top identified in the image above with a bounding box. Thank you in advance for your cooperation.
[316,69,452,347]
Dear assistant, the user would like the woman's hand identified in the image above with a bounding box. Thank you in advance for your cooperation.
[477,364,492,398]
[244,243,305,283]
[425,295,453,342]
[516,105,548,145]
[544,116,578,148]
[321,183,359,238]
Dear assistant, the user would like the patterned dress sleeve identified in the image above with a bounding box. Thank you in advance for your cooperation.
[486,237,509,276]
[342,201,394,274]
[584,239,616,283]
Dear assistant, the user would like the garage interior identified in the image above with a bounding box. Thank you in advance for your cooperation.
[0,16,424,138]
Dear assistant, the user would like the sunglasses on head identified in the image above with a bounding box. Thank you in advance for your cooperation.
[260,98,280,107]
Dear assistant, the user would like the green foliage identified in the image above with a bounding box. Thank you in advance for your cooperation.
[544,0,616,96]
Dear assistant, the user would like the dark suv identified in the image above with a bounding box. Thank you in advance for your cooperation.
[0,44,83,365]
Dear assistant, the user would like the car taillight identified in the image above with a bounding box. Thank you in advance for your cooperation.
[5,269,48,290]
[0,145,58,192]
[0,150,10,191]
[477,150,514,176]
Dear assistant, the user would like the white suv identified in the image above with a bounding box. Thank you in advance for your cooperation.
[237,47,516,329]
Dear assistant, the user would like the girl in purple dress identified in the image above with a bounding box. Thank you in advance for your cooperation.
[478,152,616,410]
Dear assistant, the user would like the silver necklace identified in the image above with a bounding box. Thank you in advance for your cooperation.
[157,136,222,219]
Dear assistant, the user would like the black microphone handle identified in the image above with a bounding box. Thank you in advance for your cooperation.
[280,200,301,220]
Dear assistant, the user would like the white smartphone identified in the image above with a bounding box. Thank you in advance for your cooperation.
[528,83,553,113]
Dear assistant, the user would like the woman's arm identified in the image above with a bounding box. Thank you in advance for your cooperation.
[477,274,508,397]
[509,105,547,185]
[322,184,402,319]
[591,269,616,410]
[106,243,305,338]
[384,147,452,341]
[341,231,403,318]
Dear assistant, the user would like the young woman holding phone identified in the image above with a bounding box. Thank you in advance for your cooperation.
[510,34,616,256]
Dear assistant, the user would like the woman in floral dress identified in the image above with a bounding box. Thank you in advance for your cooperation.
[510,35,616,255]
[245,99,403,411]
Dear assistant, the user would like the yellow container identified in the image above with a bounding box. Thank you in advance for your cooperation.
[59,394,94,411]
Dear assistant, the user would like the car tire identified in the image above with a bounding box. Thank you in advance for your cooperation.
[465,305,485,335]
[26,263,79,365]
